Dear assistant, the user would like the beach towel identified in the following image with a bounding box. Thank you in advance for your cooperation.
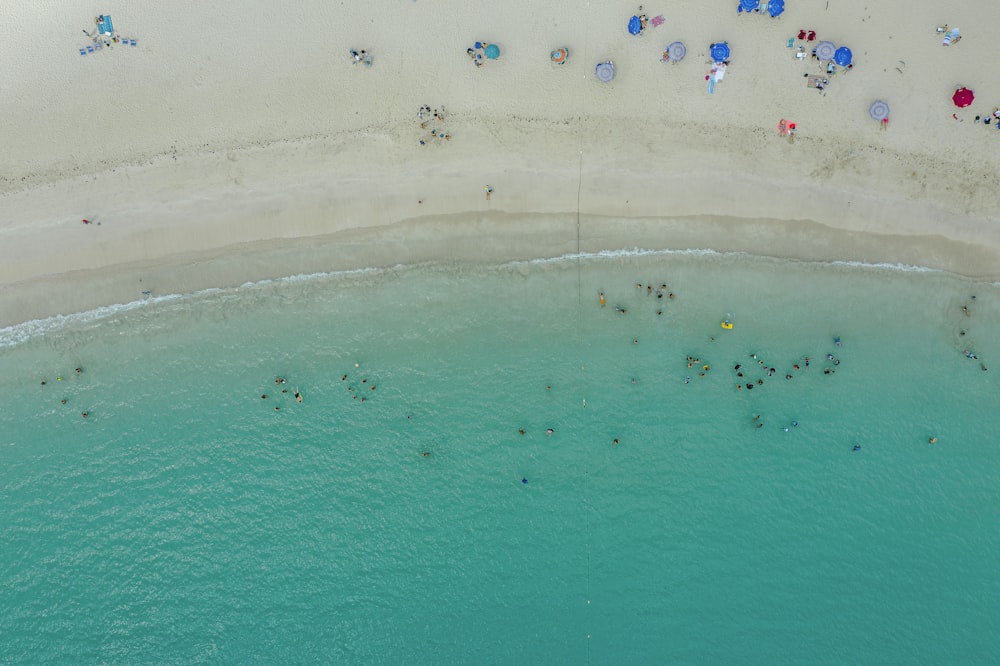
[942,28,960,46]
[651,15,665,27]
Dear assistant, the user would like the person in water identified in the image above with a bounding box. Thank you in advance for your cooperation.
[294,389,303,403]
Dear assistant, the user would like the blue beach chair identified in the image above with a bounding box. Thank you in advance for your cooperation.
[130,39,136,46]
[79,47,87,55]
[87,45,94,53]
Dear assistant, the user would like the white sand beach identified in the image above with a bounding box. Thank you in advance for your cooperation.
[2,0,999,326]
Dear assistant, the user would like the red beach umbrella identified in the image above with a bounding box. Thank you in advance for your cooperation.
[952,87,974,108]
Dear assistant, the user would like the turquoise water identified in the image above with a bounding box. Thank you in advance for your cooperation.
[2,250,1000,663]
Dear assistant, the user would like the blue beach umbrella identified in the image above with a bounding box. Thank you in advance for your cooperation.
[485,43,500,59]
[768,0,785,17]
[628,15,642,35]
[834,46,852,66]
[740,0,760,11]
[710,42,730,62]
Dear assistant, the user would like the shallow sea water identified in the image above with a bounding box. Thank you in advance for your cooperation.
[2,250,999,663]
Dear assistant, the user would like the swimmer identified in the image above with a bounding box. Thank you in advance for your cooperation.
[261,394,267,399]
[959,330,966,337]
[60,399,67,405]
[81,412,89,418]
[599,292,605,306]
[668,293,674,299]
[755,423,763,429]
[793,364,800,370]
[982,364,989,372]
[546,385,551,390]
[421,451,431,457]
[786,374,793,380]
[962,305,970,316]
[929,437,938,444]
[684,376,691,384]
[294,389,302,402]
[746,383,753,390]
[834,336,841,347]
[804,357,811,367]
[702,364,710,371]
[75,367,83,374]
[827,354,835,360]
[736,383,741,390]
[546,428,554,436]
[964,350,978,359]
[631,378,637,384]
[734,364,742,371]
[522,477,529,484]
[756,379,763,385]
[656,310,662,316]
[791,421,798,427]
[275,406,280,411]
[633,339,639,344]
[852,444,861,451]
[371,385,376,391]
[519,428,526,435]
[612,439,620,447]
[752,414,760,422]
[275,377,286,385]
[823,368,834,375]
[41,380,47,386]
[342,374,347,381]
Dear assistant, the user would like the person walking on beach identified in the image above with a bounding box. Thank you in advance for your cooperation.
[485,185,493,201]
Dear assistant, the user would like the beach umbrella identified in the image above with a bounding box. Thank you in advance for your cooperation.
[485,43,500,59]
[666,41,686,62]
[595,61,615,82]
[740,0,760,11]
[814,41,836,61]
[868,100,890,121]
[550,47,568,64]
[628,15,642,35]
[952,87,974,108]
[767,0,785,17]
[833,46,852,66]
[710,42,730,62]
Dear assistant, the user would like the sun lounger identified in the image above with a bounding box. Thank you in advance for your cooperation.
[86,45,94,53]
[79,47,87,56]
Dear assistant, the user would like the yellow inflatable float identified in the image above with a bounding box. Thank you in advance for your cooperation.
[721,320,733,330]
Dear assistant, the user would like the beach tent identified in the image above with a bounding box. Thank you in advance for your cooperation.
[98,15,114,35]
[665,41,686,62]
[628,16,642,35]
[952,87,974,108]
[814,41,836,61]
[595,61,615,82]
[768,0,785,17]
[740,0,760,12]
[833,46,852,66]
[485,43,500,59]
[550,48,569,64]
[868,100,890,121]
[710,42,730,62]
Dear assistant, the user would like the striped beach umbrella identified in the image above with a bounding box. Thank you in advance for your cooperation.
[868,100,890,121]
[814,41,836,61]
[595,61,615,82]
[665,41,686,62]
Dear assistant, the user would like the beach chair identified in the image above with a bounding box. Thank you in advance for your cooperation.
[86,45,94,53]
[130,39,136,46]
[79,47,87,56]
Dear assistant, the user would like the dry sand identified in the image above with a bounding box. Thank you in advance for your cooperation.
[2,0,999,327]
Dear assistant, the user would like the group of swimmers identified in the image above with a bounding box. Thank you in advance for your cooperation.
[40,366,88,417]
[260,377,304,411]
[958,298,988,372]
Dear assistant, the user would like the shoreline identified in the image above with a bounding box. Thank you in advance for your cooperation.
[3,205,999,334]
